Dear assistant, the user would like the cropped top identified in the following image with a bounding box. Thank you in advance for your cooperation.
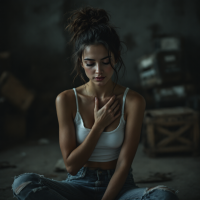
[72,87,129,162]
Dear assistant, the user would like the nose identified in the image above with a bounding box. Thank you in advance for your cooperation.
[95,63,103,73]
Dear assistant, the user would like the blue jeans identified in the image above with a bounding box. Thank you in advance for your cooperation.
[12,166,179,200]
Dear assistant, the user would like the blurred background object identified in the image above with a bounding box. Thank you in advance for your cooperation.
[0,71,35,112]
[143,107,199,157]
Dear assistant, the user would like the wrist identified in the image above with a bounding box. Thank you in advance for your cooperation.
[93,122,105,132]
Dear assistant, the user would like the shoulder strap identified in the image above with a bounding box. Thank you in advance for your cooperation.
[121,87,129,117]
[73,88,79,112]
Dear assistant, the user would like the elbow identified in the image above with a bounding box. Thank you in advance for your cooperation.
[66,165,73,175]
[67,166,77,176]
[66,164,77,176]
[65,161,73,175]
[64,157,79,176]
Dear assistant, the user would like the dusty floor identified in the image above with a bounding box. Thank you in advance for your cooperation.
[0,136,200,200]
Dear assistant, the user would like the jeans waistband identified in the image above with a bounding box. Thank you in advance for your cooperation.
[77,166,116,180]
[79,166,132,177]
[82,166,115,173]
[67,166,134,183]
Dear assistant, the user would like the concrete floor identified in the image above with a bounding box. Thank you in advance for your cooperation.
[0,136,200,200]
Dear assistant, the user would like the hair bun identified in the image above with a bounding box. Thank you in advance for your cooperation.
[66,6,110,42]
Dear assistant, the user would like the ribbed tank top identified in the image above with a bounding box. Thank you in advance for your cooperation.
[73,87,129,162]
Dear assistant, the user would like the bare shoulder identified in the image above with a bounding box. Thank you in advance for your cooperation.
[126,88,146,110]
[55,89,76,120]
[55,89,75,105]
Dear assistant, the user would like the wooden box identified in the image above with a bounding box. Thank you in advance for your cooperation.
[142,107,199,157]
[0,71,35,112]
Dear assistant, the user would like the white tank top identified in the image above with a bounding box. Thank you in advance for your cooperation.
[73,87,129,162]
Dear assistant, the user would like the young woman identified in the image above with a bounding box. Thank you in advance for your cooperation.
[12,6,179,200]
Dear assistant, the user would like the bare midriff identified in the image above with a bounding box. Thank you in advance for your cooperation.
[83,158,118,170]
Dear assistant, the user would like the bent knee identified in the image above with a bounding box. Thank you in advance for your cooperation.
[147,185,179,200]
[12,173,42,195]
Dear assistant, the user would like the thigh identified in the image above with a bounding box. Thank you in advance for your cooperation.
[41,176,91,200]
[12,173,90,200]
[116,186,147,200]
[116,185,179,200]
[114,169,147,200]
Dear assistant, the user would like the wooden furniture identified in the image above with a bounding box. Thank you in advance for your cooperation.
[0,71,35,112]
[142,107,199,157]
[0,71,35,140]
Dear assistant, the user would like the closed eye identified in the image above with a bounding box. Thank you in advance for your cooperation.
[86,62,110,66]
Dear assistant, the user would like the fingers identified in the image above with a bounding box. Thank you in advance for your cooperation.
[106,95,116,107]
[114,109,121,119]
[108,100,120,117]
[106,96,120,114]
[111,99,119,110]
[94,97,98,111]
[114,104,120,113]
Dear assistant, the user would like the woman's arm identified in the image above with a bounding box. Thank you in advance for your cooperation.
[101,91,146,200]
[55,91,104,175]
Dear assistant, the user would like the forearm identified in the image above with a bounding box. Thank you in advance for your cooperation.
[101,165,130,200]
[66,123,104,175]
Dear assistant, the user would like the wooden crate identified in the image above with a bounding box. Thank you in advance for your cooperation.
[0,71,35,112]
[142,107,199,157]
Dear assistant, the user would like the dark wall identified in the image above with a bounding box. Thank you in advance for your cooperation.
[0,0,200,138]
[74,0,200,88]
[0,0,81,138]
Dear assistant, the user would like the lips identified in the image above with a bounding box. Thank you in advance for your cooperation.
[95,77,105,81]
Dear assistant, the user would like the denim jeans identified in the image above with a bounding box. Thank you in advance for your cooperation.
[12,166,179,200]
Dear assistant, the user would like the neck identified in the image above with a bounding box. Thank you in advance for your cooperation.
[85,80,116,100]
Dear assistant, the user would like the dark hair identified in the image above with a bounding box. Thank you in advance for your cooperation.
[65,6,126,92]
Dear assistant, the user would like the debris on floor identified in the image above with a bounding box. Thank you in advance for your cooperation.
[0,161,16,169]
[135,172,172,183]
[54,158,67,172]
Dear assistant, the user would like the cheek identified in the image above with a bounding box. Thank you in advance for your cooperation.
[84,68,93,75]
[106,65,114,73]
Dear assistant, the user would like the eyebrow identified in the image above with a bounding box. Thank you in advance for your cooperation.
[84,56,111,61]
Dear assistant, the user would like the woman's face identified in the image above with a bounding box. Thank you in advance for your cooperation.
[80,44,116,85]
